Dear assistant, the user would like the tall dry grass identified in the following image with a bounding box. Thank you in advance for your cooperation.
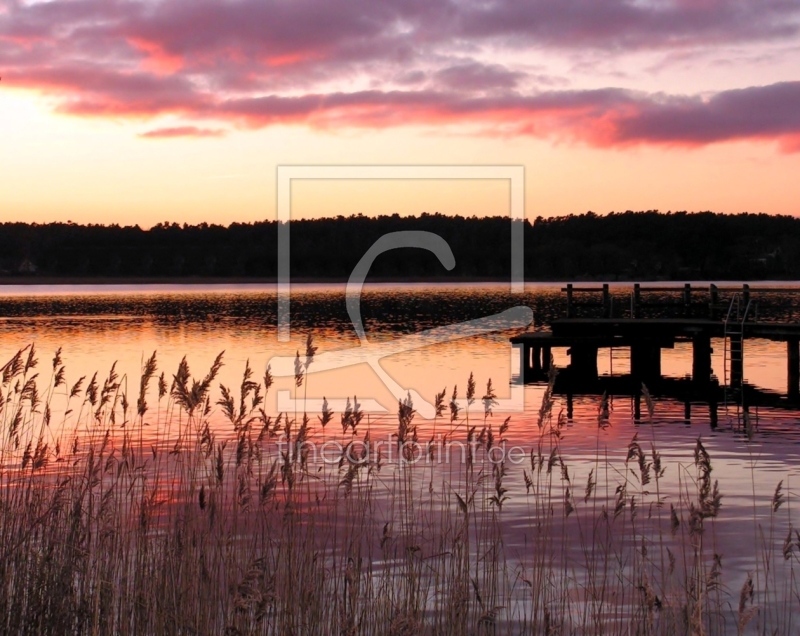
[0,342,796,635]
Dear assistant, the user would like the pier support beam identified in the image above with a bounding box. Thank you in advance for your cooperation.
[519,344,533,384]
[692,334,712,384]
[709,380,719,429]
[520,344,551,383]
[566,284,574,318]
[542,346,551,373]
[631,343,661,385]
[683,283,692,317]
[709,284,719,320]
[532,346,542,375]
[788,338,800,398]
[568,346,598,382]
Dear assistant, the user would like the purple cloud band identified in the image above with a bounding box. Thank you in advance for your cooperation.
[1,0,799,150]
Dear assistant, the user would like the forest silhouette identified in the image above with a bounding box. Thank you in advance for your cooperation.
[1,210,797,281]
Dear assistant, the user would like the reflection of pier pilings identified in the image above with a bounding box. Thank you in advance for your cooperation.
[692,334,712,384]
[514,285,800,417]
[631,341,661,386]
[568,345,598,382]
[513,316,800,398]
[789,338,800,399]
[512,317,800,414]
[546,374,732,425]
[519,344,552,383]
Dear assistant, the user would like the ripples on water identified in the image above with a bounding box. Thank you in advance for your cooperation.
[2,283,800,455]
[2,282,800,630]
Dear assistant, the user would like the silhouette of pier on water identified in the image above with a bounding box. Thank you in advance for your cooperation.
[511,284,800,422]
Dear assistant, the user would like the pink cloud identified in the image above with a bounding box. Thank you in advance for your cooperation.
[138,126,226,139]
[213,84,800,152]
[1,0,799,150]
[127,37,184,74]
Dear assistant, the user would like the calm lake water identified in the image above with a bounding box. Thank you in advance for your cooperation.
[4,281,800,624]
[2,281,800,438]
[1,281,798,412]
[3,283,799,487]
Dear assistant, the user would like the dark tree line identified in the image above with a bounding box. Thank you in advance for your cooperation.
[0,210,798,281]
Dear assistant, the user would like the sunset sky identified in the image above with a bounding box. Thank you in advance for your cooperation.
[2,0,800,227]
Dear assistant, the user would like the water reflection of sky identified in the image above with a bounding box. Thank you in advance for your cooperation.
[3,283,800,627]
[0,281,798,419]
[2,283,799,490]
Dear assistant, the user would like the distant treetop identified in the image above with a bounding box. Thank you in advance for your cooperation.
[0,211,796,281]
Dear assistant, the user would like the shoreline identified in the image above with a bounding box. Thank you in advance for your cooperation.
[0,275,798,286]
[0,275,505,285]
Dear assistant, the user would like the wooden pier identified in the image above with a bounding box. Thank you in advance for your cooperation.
[512,283,800,405]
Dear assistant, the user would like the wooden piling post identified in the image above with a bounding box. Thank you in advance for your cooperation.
[742,283,750,309]
[709,284,718,320]
[542,346,551,372]
[519,344,528,383]
[683,283,692,316]
[631,342,661,385]
[651,345,661,381]
[709,383,718,429]
[631,344,642,379]
[568,346,598,381]
[633,283,641,319]
[566,284,574,318]
[602,284,610,318]
[692,333,712,384]
[788,338,799,398]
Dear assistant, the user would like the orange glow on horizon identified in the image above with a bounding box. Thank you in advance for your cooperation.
[2,90,800,227]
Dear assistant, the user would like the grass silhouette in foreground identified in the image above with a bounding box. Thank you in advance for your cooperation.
[0,340,795,634]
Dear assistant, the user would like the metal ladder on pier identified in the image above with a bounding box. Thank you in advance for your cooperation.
[723,294,754,406]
